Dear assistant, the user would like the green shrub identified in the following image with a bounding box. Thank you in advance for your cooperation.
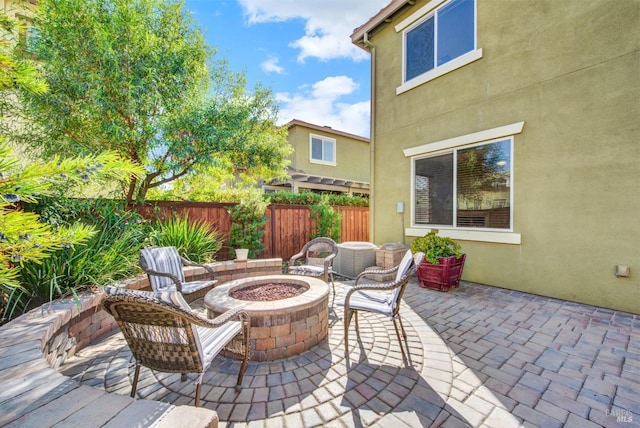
[227,192,269,258]
[409,230,462,265]
[14,198,147,317]
[310,195,341,242]
[269,191,369,207]
[148,214,223,263]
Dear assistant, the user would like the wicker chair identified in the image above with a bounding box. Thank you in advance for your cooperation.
[139,246,217,302]
[288,237,339,294]
[103,286,251,407]
[339,250,424,361]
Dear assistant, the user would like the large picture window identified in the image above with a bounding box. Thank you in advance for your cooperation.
[413,138,512,230]
[310,135,336,165]
[404,0,475,82]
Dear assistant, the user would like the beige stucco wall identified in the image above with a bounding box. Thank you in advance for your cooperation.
[2,0,37,18]
[288,123,370,183]
[368,0,639,313]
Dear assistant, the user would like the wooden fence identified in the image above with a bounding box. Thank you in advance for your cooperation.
[137,201,369,261]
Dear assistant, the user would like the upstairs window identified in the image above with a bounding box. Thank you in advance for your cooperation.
[310,134,336,165]
[404,0,476,83]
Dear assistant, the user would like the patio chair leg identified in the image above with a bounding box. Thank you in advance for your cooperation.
[195,382,201,407]
[392,318,408,361]
[398,314,407,339]
[329,271,336,295]
[236,341,250,393]
[344,308,354,357]
[131,364,141,398]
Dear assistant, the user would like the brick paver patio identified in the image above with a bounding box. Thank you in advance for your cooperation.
[61,279,640,427]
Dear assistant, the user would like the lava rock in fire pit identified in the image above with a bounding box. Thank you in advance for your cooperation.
[230,283,306,301]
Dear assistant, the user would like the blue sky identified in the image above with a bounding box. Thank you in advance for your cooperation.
[183,0,390,138]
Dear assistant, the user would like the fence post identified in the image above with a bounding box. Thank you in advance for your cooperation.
[270,204,277,258]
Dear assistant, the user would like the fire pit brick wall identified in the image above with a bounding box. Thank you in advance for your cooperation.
[205,275,330,362]
[66,258,283,359]
[251,297,329,361]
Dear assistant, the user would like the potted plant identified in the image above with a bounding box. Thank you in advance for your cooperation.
[410,230,466,291]
[227,193,268,260]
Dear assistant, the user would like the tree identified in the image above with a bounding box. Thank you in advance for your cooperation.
[18,0,291,204]
[0,8,144,320]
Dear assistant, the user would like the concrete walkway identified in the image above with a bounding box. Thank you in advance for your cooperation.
[61,280,640,427]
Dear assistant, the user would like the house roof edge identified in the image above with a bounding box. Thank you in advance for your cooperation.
[350,0,413,49]
[286,119,370,143]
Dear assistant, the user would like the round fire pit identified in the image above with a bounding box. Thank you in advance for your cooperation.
[204,275,329,361]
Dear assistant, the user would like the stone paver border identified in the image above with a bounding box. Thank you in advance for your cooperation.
[0,258,283,427]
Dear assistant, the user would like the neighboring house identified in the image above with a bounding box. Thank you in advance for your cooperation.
[1,0,37,32]
[352,0,639,313]
[1,0,38,159]
[266,119,370,196]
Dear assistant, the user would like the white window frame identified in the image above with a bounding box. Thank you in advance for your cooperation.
[396,0,482,95]
[309,134,336,166]
[404,122,525,244]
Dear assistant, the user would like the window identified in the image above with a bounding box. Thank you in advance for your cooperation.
[310,135,336,165]
[413,138,512,230]
[405,0,475,82]
[397,0,481,94]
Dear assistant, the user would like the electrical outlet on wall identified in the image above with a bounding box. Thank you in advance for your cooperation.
[615,265,630,278]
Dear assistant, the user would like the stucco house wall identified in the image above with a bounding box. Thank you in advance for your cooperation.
[287,119,370,183]
[356,0,639,313]
[271,119,371,195]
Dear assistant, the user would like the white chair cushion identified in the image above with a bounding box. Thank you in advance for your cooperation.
[289,265,324,277]
[180,280,218,295]
[390,250,414,307]
[395,250,414,283]
[337,250,414,317]
[345,290,394,317]
[140,246,186,292]
[156,290,191,310]
[195,322,243,366]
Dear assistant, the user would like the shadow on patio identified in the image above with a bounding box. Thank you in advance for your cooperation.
[60,279,640,427]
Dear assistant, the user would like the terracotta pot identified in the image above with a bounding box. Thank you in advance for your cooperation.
[416,254,466,291]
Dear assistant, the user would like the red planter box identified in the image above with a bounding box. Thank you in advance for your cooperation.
[416,254,466,291]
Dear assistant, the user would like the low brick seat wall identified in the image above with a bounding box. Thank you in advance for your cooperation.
[0,258,283,427]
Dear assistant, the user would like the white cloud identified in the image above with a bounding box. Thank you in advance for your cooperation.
[260,56,285,74]
[237,0,389,62]
[311,76,358,99]
[276,76,370,138]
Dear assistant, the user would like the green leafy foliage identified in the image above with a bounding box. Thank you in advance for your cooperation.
[309,195,341,242]
[0,145,144,204]
[269,191,369,207]
[148,214,223,263]
[0,7,144,323]
[0,144,143,317]
[227,192,269,258]
[17,0,291,203]
[12,198,147,319]
[409,230,462,265]
[148,179,264,203]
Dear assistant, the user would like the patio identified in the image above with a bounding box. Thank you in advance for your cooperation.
[60,278,639,427]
